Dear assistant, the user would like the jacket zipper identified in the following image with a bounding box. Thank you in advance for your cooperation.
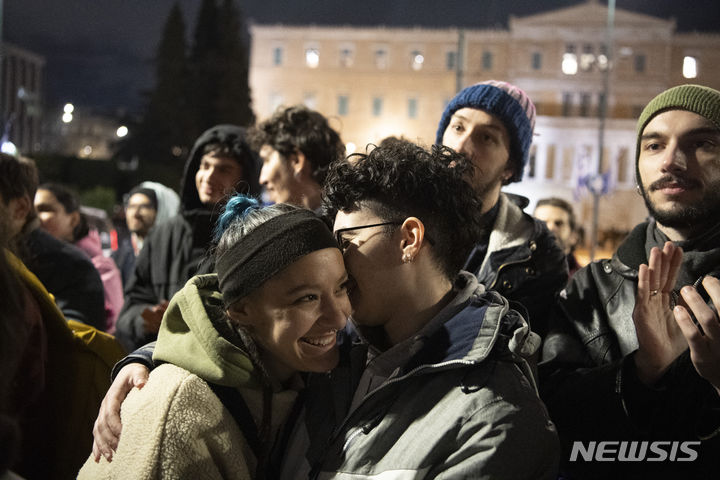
[487,248,533,290]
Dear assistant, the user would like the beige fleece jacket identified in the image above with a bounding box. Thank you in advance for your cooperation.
[78,274,299,479]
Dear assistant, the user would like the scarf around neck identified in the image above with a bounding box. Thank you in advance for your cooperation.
[646,219,720,288]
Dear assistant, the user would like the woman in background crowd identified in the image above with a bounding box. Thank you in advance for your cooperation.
[34,183,124,333]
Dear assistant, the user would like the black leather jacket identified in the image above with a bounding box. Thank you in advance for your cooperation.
[540,221,720,480]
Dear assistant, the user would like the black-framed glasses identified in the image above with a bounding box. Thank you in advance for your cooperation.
[334,221,402,252]
[334,221,435,252]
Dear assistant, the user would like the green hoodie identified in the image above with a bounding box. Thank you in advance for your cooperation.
[153,273,257,388]
[79,274,299,479]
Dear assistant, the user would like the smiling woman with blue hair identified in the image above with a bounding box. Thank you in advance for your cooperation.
[79,194,350,479]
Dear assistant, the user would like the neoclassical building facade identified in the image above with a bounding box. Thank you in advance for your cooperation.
[248,1,720,240]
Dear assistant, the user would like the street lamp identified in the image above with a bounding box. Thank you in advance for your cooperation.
[62,103,74,123]
[590,0,615,261]
[559,2,615,260]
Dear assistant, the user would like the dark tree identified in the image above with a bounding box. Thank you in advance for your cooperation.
[145,2,190,155]
[128,2,190,190]
[187,0,222,135]
[188,0,255,134]
[121,0,255,191]
[215,0,255,127]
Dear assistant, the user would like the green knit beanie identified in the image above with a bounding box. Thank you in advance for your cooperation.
[636,84,720,166]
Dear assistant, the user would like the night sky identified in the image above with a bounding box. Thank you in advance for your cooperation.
[4,0,720,112]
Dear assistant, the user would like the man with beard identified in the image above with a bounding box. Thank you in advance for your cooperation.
[437,80,567,337]
[540,84,720,480]
[112,182,180,287]
[534,197,582,277]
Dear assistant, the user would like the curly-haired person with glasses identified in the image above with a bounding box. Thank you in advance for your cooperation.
[280,139,559,479]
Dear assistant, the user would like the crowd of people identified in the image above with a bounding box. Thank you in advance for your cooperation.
[1,81,719,480]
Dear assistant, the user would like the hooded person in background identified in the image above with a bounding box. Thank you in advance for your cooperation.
[114,125,260,353]
[112,182,181,286]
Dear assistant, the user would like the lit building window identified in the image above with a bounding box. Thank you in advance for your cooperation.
[375,48,388,69]
[305,47,320,68]
[372,97,383,116]
[596,44,609,70]
[562,53,578,75]
[411,50,424,71]
[408,98,418,119]
[532,52,542,70]
[340,47,354,67]
[579,93,591,117]
[616,147,630,184]
[482,51,493,70]
[580,44,594,71]
[634,54,646,73]
[528,146,537,179]
[562,44,577,75]
[683,56,698,79]
[446,51,456,71]
[337,95,349,116]
[273,46,283,66]
[562,92,573,116]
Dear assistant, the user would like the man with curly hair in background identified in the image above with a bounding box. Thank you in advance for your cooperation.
[247,104,345,212]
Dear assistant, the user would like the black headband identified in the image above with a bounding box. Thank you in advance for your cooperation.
[216,209,339,307]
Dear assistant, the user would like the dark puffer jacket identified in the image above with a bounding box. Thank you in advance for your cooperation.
[463,192,568,339]
[540,221,720,480]
[114,125,259,352]
[24,227,105,330]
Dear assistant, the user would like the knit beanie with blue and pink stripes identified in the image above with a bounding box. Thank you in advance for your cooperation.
[436,80,536,183]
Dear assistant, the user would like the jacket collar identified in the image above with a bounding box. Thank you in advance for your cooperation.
[397,272,535,373]
[469,193,538,281]
[487,193,533,253]
[614,221,650,272]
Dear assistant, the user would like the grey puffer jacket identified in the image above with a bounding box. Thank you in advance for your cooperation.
[540,221,720,480]
[283,273,559,480]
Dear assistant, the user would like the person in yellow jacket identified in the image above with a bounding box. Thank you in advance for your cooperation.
[1,247,125,480]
